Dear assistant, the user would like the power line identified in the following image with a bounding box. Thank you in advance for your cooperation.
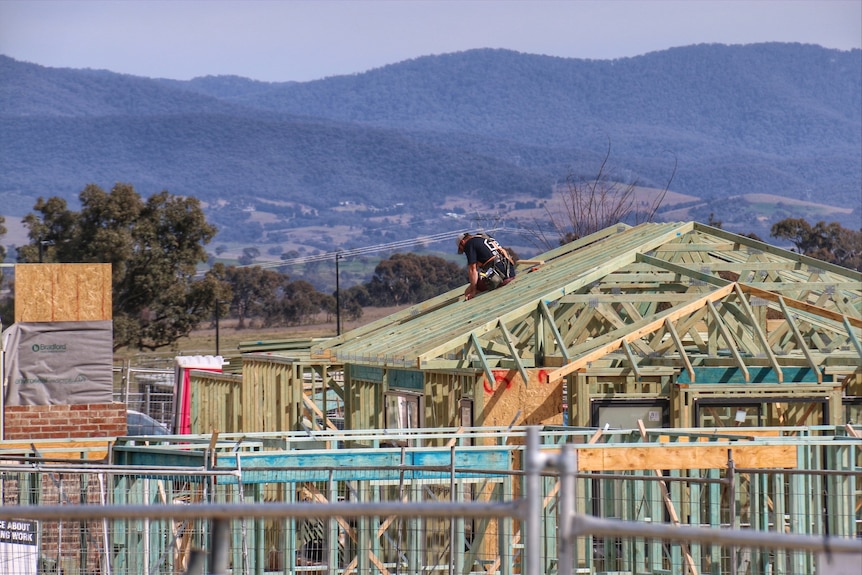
[255,228,478,269]
[200,224,541,276]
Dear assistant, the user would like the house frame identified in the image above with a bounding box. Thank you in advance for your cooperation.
[188,222,861,436]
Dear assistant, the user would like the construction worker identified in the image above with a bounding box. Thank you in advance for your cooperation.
[457,232,516,300]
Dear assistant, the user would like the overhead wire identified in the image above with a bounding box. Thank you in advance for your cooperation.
[240,228,478,270]
[198,224,541,276]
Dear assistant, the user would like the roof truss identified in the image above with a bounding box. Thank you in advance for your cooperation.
[315,223,861,381]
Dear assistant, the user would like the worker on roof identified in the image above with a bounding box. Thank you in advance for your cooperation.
[457,232,516,300]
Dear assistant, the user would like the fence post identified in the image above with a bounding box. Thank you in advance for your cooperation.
[209,518,231,575]
[558,441,576,575]
[184,549,206,575]
[450,444,456,575]
[525,426,543,575]
[728,449,737,575]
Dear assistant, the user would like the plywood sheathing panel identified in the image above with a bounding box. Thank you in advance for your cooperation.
[15,263,112,323]
[479,369,563,431]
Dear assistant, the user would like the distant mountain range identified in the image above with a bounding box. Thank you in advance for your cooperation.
[1,42,860,255]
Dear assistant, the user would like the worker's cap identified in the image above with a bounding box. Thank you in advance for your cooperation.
[457,233,471,254]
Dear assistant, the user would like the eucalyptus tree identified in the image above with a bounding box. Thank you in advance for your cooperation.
[212,263,288,329]
[771,217,861,271]
[20,183,222,350]
[0,215,9,323]
[366,253,464,305]
[0,213,6,271]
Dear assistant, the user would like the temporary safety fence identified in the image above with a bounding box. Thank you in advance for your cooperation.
[113,360,175,431]
[1,426,860,575]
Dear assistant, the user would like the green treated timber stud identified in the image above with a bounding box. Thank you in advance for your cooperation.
[370,475,384,575]
[669,469,682,574]
[707,468,721,575]
[631,473,648,573]
[642,474,662,573]
[357,480,371,575]
[467,332,497,393]
[706,298,750,382]
[788,451,808,574]
[539,299,571,362]
[774,471,787,575]
[543,471,555,574]
[689,470,702,571]
[286,479,296,575]
[254,483,264,575]
[844,316,862,357]
[326,471,338,575]
[500,478,514,575]
[498,318,530,387]
[453,478,466,575]
[758,469,771,573]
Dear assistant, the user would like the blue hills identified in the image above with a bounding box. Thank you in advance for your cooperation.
[1,43,859,251]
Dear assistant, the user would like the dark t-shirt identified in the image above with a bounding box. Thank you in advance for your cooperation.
[463,236,499,267]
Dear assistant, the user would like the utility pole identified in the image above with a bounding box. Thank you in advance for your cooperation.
[38,236,53,263]
[335,253,342,336]
[215,300,225,356]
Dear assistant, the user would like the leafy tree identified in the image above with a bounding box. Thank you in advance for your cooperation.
[0,215,10,325]
[19,183,220,350]
[366,253,464,305]
[324,284,368,326]
[338,285,366,321]
[771,218,861,271]
[343,284,372,308]
[214,264,341,328]
[238,246,260,265]
[215,264,288,328]
[0,213,6,277]
[267,280,334,326]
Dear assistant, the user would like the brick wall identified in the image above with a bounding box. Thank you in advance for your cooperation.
[3,403,127,440]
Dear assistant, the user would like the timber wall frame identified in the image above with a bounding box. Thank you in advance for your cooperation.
[184,222,862,433]
[190,359,860,434]
[189,222,860,437]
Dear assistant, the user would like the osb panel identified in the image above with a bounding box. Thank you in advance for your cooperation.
[479,368,563,432]
[575,444,797,471]
[656,429,783,441]
[0,440,109,460]
[15,264,112,323]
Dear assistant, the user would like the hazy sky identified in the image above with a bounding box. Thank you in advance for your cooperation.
[1,0,860,82]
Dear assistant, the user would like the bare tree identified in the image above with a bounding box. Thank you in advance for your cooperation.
[529,141,676,250]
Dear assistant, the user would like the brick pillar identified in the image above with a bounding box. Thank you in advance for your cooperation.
[3,403,127,440]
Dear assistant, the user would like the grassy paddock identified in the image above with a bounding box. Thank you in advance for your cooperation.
[114,305,410,362]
